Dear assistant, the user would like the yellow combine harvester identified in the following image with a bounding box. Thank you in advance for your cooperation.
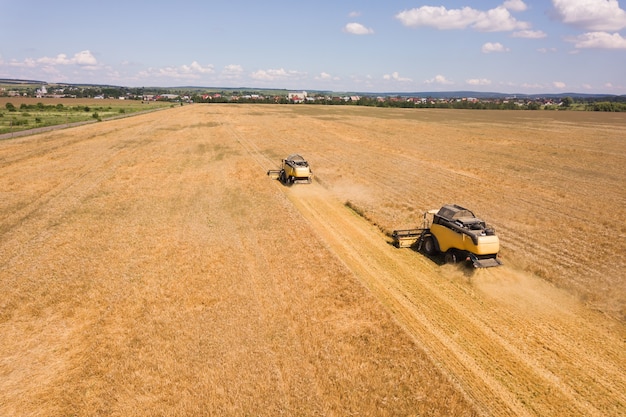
[392,204,502,268]
[267,154,313,185]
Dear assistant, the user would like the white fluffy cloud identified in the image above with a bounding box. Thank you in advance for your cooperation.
[473,6,530,31]
[395,5,529,32]
[343,22,374,35]
[6,50,100,78]
[424,74,453,85]
[318,72,332,80]
[73,50,98,66]
[315,72,339,82]
[512,30,547,38]
[503,0,528,12]
[183,61,214,74]
[568,31,626,49]
[396,6,479,30]
[552,0,626,31]
[482,42,510,53]
[139,61,214,79]
[250,68,306,81]
[466,78,492,86]
[8,57,36,68]
[383,72,412,82]
[37,50,98,67]
[220,64,243,80]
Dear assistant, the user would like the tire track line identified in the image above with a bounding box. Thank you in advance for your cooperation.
[0,120,160,271]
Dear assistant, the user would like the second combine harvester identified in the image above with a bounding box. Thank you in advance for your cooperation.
[267,154,313,185]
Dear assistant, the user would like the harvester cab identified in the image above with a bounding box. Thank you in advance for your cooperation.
[392,204,502,268]
[267,154,313,185]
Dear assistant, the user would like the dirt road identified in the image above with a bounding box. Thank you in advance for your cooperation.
[1,104,624,416]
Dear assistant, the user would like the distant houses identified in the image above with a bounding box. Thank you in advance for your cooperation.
[35,85,47,98]
[4,81,622,111]
[288,91,307,103]
[142,93,193,102]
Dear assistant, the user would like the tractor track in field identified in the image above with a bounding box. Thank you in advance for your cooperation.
[0,117,160,271]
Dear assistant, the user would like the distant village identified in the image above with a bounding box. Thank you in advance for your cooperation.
[2,82,625,111]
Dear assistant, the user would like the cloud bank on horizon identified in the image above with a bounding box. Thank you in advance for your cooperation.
[1,0,625,94]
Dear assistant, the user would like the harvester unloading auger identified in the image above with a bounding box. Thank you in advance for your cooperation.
[267,154,313,185]
[392,204,503,268]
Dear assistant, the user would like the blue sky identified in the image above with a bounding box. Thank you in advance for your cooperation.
[1,0,625,94]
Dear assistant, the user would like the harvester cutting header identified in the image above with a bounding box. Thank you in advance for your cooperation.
[267,154,313,185]
[392,204,503,268]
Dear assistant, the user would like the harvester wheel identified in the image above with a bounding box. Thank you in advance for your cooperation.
[422,235,437,255]
[445,251,457,264]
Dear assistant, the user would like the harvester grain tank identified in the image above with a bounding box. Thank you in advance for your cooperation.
[267,154,313,185]
[392,204,502,268]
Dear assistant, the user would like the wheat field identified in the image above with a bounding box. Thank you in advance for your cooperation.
[1,104,624,416]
